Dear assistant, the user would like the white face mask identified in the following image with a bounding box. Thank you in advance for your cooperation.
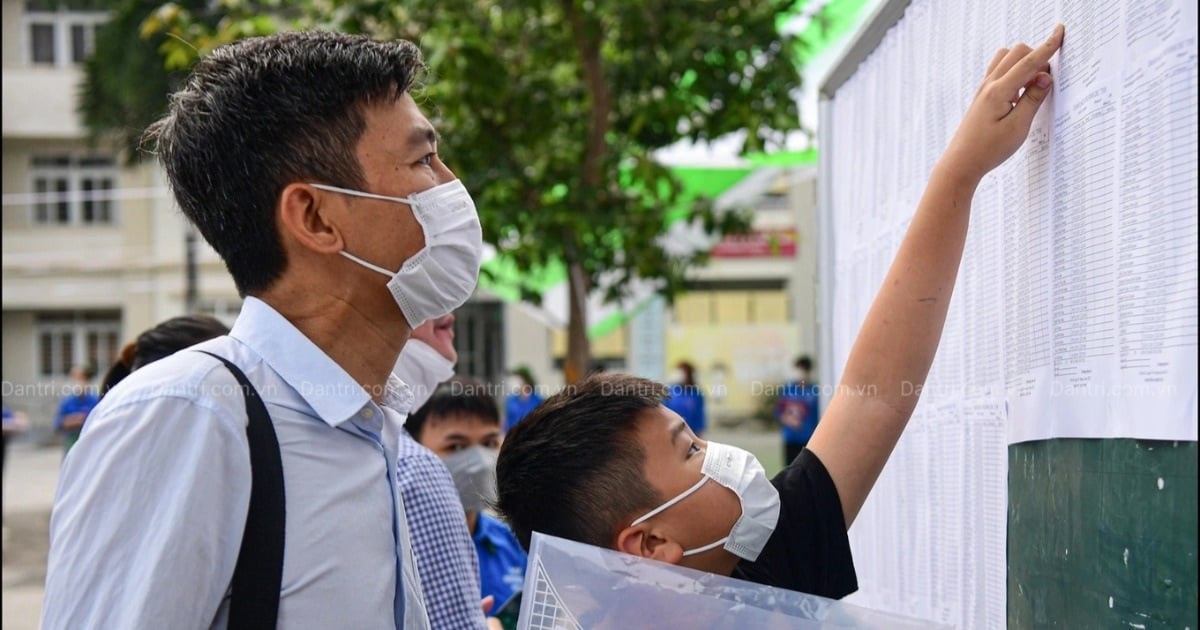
[631,441,780,561]
[393,338,455,412]
[442,445,499,514]
[311,179,483,328]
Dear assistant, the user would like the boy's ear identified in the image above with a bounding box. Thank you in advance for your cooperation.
[616,524,684,565]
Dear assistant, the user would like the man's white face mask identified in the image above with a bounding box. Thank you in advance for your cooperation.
[310,179,483,328]
[631,441,780,561]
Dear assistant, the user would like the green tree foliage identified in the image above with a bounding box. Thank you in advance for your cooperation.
[92,0,813,381]
[77,0,214,162]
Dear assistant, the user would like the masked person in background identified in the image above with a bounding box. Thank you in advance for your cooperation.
[407,377,528,610]
[392,314,505,628]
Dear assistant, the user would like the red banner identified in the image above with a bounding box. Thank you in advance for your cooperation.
[710,228,798,258]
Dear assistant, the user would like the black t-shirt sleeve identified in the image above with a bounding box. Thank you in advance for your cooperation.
[732,448,858,599]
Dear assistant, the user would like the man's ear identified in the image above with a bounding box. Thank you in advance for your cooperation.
[616,524,684,565]
[278,183,345,255]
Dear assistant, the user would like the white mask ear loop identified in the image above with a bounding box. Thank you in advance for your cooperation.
[309,182,419,206]
[681,536,729,557]
[630,475,710,527]
[340,250,396,277]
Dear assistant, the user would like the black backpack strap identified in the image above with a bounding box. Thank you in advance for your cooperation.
[198,351,285,630]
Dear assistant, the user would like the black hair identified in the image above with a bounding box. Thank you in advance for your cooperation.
[511,365,537,389]
[496,373,665,551]
[795,355,813,371]
[100,315,230,396]
[73,363,98,381]
[143,30,426,296]
[675,361,697,387]
[406,376,501,442]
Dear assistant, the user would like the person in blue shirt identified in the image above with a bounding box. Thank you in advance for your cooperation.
[53,365,99,457]
[503,366,543,432]
[663,361,706,437]
[776,355,821,466]
[408,377,528,610]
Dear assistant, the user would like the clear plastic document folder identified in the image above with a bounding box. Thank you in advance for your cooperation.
[517,533,948,629]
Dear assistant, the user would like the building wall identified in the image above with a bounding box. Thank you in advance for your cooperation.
[664,166,820,424]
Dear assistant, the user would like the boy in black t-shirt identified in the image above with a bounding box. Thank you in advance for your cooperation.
[496,25,1065,597]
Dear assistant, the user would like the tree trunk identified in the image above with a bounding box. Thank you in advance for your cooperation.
[560,0,610,384]
[564,258,591,384]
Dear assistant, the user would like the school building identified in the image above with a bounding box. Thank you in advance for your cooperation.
[1,0,819,436]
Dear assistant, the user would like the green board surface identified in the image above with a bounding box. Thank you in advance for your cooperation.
[1008,439,1198,628]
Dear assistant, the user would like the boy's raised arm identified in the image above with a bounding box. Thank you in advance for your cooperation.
[807,25,1065,527]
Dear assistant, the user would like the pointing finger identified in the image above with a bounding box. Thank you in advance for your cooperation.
[999,24,1065,95]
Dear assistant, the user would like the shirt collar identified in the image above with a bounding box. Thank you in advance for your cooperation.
[230,297,407,427]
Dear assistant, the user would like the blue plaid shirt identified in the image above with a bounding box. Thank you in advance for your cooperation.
[396,431,487,629]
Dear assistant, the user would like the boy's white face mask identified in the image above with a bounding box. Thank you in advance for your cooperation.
[310,179,483,328]
[630,441,780,561]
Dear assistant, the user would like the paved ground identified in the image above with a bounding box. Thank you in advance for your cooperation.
[3,441,61,630]
[0,427,782,628]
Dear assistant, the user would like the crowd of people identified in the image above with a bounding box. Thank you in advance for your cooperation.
[3,22,1064,629]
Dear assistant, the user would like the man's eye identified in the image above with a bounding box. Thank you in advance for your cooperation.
[418,153,435,166]
[687,442,701,457]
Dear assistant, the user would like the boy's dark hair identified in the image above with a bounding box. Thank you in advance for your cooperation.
[406,376,501,442]
[795,355,813,371]
[101,315,230,396]
[143,30,426,296]
[496,373,665,550]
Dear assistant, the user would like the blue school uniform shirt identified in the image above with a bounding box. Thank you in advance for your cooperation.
[504,393,543,432]
[664,384,706,435]
[777,381,820,444]
[473,513,528,607]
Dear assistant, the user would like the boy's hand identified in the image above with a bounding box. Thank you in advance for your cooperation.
[940,24,1064,183]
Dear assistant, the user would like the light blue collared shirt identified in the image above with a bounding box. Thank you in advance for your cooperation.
[43,297,421,629]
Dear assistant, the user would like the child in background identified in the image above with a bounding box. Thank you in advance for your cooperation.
[776,355,820,465]
[664,360,706,437]
[53,365,99,457]
[503,367,542,432]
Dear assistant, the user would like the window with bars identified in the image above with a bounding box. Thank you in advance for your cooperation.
[453,302,505,389]
[23,2,107,67]
[36,311,122,378]
[30,155,118,225]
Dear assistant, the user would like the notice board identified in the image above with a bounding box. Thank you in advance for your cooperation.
[816,0,1198,627]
